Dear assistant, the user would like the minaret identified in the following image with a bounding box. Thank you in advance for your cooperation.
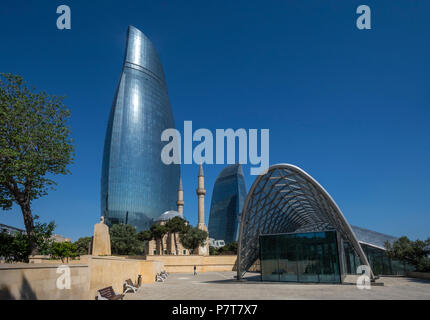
[196,163,207,231]
[196,164,209,256]
[176,176,184,216]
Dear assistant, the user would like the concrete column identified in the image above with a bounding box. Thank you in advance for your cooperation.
[196,164,207,231]
[196,164,209,256]
[177,176,184,216]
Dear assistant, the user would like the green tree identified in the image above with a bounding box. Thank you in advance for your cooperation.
[180,227,208,253]
[0,232,15,261]
[137,230,152,242]
[218,241,238,255]
[51,241,77,263]
[385,236,430,272]
[0,215,55,262]
[0,73,74,255]
[73,236,92,256]
[209,246,218,256]
[165,216,188,254]
[110,223,145,255]
[32,215,56,255]
[150,224,168,254]
[7,232,30,262]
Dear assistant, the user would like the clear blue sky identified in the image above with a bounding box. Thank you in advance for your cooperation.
[0,0,429,241]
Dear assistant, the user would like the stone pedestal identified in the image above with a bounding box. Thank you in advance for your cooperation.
[92,217,111,256]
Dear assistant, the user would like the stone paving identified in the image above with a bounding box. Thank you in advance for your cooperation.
[125,271,430,300]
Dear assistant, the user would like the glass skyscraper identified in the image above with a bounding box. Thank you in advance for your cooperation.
[208,164,247,243]
[101,26,180,231]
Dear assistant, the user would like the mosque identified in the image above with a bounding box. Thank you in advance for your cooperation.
[146,164,210,256]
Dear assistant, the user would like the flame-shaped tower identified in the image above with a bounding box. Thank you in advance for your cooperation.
[101,26,180,231]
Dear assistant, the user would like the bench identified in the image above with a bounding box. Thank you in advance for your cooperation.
[156,274,164,282]
[96,286,125,300]
[123,279,138,293]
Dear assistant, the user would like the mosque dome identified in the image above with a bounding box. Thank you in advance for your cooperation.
[155,210,183,222]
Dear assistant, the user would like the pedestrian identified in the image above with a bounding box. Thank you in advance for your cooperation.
[194,265,197,276]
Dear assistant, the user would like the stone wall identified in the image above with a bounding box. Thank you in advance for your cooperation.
[0,256,162,300]
[406,272,430,280]
[28,255,90,264]
[88,256,160,299]
[0,263,90,300]
[144,255,237,273]
[0,255,239,299]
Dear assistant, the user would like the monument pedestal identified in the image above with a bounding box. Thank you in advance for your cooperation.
[92,217,111,256]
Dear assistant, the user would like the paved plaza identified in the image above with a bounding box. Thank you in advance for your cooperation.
[125,271,430,300]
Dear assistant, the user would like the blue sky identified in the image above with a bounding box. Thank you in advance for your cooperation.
[0,0,429,240]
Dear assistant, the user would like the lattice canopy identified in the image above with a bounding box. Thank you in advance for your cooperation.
[237,164,373,279]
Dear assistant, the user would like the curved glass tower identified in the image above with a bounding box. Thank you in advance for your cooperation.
[208,164,247,243]
[101,26,180,231]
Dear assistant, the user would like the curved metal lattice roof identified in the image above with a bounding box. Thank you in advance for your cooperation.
[237,164,373,279]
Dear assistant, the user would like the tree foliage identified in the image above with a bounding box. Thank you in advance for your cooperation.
[385,236,430,272]
[0,232,27,262]
[31,215,56,255]
[140,217,188,255]
[150,224,168,253]
[209,245,218,256]
[165,216,188,254]
[0,73,74,254]
[109,223,145,256]
[73,236,92,256]
[0,215,55,262]
[137,230,152,242]
[180,227,208,251]
[210,241,237,255]
[51,241,77,263]
[165,216,188,234]
[150,224,168,239]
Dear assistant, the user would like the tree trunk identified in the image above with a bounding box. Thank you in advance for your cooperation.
[19,201,38,255]
[174,232,178,255]
[160,237,164,255]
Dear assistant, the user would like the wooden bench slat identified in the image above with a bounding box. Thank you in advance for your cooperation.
[97,286,124,300]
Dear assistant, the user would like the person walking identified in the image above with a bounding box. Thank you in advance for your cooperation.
[193,265,197,276]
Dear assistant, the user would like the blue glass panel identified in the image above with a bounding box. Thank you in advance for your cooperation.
[260,231,341,283]
[343,241,415,275]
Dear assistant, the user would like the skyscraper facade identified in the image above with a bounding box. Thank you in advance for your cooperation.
[101,26,180,231]
[208,164,247,243]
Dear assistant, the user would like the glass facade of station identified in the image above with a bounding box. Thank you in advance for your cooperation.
[101,26,180,231]
[344,242,414,276]
[208,164,247,243]
[260,231,341,283]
